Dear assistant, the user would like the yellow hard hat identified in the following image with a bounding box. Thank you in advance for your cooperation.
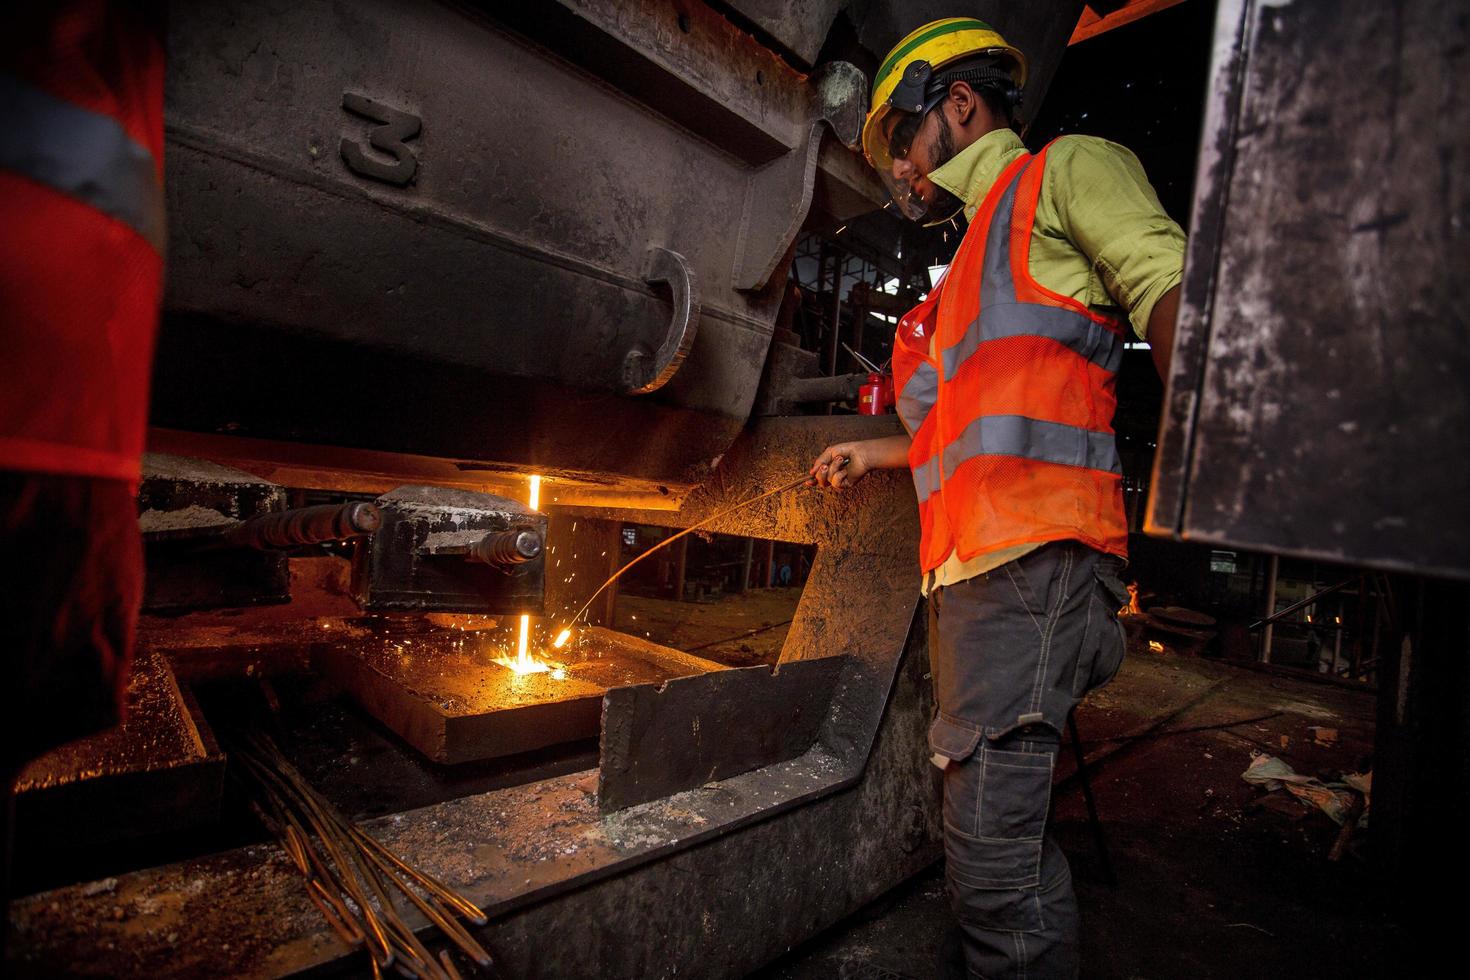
[862,18,1027,218]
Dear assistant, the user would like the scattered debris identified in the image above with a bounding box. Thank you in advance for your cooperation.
[1309,726,1339,747]
[1241,755,1359,825]
[231,731,491,978]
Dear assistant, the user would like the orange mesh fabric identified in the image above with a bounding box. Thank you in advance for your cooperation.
[893,142,1129,573]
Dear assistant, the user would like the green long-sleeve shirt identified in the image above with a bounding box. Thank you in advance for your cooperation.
[919,127,1185,591]
[929,127,1185,340]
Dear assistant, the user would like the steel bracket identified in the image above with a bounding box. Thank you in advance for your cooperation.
[731,61,866,292]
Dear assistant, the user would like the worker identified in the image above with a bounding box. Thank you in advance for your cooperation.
[0,0,166,892]
[810,18,1185,978]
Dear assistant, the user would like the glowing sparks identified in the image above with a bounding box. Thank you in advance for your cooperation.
[495,615,550,674]
[553,628,571,649]
[492,473,556,674]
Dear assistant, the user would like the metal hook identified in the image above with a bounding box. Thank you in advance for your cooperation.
[624,246,700,395]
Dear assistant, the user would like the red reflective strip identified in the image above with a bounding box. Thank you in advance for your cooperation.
[0,437,141,484]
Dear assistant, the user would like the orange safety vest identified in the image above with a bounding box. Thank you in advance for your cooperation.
[892,142,1129,573]
[0,2,166,485]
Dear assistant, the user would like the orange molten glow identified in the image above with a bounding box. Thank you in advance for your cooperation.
[495,474,554,675]
[1148,640,1165,653]
[498,613,548,674]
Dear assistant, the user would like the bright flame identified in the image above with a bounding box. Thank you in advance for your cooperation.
[495,615,551,674]
[1122,582,1142,617]
[553,628,572,649]
[1148,640,1165,653]
[496,474,553,675]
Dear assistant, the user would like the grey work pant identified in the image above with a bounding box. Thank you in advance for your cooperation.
[928,541,1129,980]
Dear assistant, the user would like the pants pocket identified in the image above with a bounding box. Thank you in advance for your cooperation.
[977,746,1053,845]
[1073,562,1129,698]
[945,744,1055,933]
[930,715,983,836]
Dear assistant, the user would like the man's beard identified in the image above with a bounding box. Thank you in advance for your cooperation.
[919,111,966,224]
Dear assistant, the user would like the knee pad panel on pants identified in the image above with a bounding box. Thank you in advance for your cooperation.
[946,837,1047,933]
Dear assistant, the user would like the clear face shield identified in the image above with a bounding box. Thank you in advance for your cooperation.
[868,106,952,223]
[863,61,952,224]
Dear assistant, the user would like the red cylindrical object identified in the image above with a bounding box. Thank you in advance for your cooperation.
[858,372,894,415]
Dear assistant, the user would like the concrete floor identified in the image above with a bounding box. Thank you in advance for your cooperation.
[752,642,1396,980]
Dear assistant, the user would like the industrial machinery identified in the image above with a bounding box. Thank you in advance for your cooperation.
[7,2,1092,977]
[12,0,1466,973]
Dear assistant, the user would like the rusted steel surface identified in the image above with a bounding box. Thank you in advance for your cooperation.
[598,655,847,812]
[12,649,226,848]
[564,415,920,790]
[321,625,725,764]
[6,628,936,980]
[221,501,380,551]
[1149,0,1470,579]
[152,0,869,486]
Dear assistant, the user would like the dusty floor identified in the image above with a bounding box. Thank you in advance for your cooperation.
[612,587,801,667]
[753,638,1394,980]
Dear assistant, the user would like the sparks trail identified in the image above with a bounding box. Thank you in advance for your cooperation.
[552,470,826,648]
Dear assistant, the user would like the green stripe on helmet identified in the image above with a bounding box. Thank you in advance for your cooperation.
[875,18,997,92]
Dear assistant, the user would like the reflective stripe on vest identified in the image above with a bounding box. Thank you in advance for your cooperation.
[940,166,1123,382]
[0,72,166,253]
[896,360,938,436]
[911,414,1123,504]
[941,304,1124,381]
[895,142,1130,571]
[928,157,1119,479]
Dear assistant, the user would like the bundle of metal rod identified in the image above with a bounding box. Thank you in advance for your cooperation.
[230,732,491,978]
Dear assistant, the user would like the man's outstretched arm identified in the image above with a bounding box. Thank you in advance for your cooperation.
[809,434,911,490]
